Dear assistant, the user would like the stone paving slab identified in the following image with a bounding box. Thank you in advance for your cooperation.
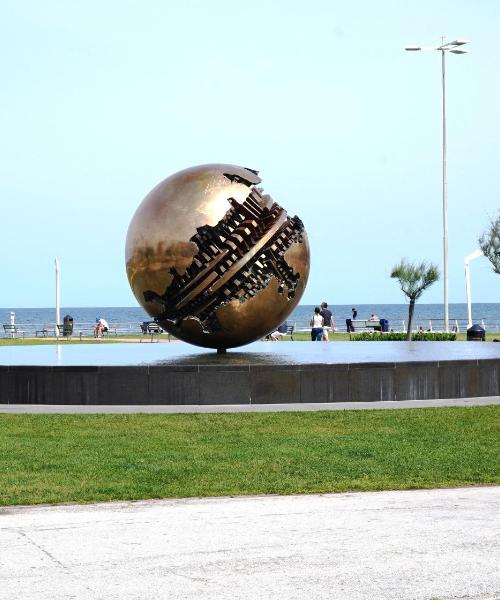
[0,396,498,413]
[1,487,499,599]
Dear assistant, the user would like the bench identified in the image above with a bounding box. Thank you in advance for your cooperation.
[347,319,390,335]
[140,322,161,334]
[54,325,116,340]
[36,326,51,337]
[3,324,25,338]
[80,326,118,340]
[351,320,381,331]
[140,322,164,343]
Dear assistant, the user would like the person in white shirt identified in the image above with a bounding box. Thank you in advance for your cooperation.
[310,307,324,341]
[270,330,285,340]
[94,317,110,338]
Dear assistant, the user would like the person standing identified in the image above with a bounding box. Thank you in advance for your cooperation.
[310,307,324,341]
[320,302,334,341]
[347,307,358,333]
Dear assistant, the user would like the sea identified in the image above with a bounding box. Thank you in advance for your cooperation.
[2,304,500,335]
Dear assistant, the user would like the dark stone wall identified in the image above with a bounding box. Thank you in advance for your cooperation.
[0,359,498,405]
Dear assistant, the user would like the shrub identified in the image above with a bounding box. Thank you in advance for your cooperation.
[350,332,456,341]
[412,332,457,341]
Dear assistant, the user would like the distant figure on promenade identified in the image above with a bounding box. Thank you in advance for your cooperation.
[369,313,379,321]
[320,302,334,341]
[266,321,288,341]
[347,307,358,332]
[310,307,324,341]
[270,329,285,341]
[94,316,110,338]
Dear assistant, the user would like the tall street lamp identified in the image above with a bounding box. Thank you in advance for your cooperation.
[55,257,61,338]
[405,38,469,332]
[464,249,483,329]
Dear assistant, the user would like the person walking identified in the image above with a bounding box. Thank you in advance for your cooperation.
[320,302,334,341]
[310,307,324,341]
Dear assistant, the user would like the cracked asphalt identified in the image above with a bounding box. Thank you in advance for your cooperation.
[1,486,499,599]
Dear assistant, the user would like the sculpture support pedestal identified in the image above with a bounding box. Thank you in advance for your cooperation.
[1,341,499,405]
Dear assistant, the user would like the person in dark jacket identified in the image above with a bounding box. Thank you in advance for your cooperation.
[320,302,334,341]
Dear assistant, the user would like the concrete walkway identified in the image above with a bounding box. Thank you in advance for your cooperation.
[1,487,499,600]
[0,396,499,413]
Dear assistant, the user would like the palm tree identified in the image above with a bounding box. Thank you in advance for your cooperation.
[391,260,440,341]
[478,212,500,275]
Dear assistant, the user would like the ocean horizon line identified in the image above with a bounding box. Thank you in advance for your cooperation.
[2,301,499,310]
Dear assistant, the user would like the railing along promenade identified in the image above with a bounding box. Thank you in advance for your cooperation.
[293,317,498,334]
[3,321,143,338]
[3,317,500,338]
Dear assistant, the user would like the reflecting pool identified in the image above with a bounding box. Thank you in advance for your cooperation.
[0,341,499,367]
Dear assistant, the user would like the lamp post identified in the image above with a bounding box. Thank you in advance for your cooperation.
[55,257,61,338]
[405,38,469,333]
[464,249,483,329]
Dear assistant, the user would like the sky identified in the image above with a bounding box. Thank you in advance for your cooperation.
[1,0,499,308]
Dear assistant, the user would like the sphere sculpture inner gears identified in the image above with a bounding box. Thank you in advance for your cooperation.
[126,164,310,350]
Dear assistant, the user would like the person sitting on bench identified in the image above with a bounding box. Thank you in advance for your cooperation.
[94,316,109,338]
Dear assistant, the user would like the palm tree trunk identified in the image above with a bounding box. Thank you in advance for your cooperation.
[407,299,415,341]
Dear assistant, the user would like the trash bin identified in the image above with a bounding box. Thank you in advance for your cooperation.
[63,314,74,337]
[380,319,389,332]
[466,324,485,341]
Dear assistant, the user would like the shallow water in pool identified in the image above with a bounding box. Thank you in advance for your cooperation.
[0,341,499,367]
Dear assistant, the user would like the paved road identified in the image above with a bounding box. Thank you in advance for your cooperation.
[0,396,499,413]
[1,487,499,600]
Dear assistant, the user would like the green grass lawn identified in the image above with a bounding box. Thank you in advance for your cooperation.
[1,406,498,506]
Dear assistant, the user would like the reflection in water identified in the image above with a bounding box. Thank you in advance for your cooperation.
[153,351,297,367]
[0,341,499,367]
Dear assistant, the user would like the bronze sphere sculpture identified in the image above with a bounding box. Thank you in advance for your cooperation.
[126,164,310,350]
